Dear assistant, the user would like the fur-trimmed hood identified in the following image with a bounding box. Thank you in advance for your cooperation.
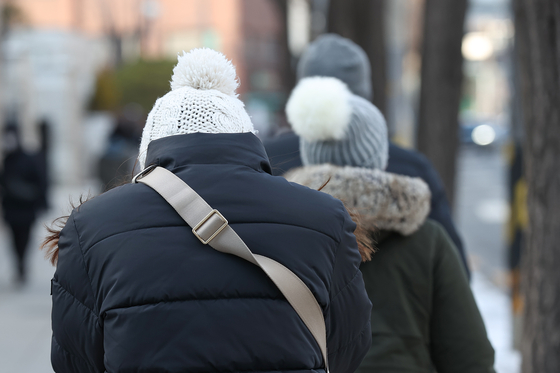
[284,164,431,236]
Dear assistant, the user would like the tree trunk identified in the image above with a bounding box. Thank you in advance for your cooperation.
[0,0,4,166]
[327,0,387,115]
[270,0,297,129]
[514,0,560,371]
[272,0,296,90]
[417,0,468,207]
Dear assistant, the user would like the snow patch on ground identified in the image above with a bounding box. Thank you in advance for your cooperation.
[471,273,521,373]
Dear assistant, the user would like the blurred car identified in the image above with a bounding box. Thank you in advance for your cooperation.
[460,118,509,146]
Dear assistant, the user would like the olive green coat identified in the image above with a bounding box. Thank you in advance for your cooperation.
[285,164,495,373]
[357,221,495,373]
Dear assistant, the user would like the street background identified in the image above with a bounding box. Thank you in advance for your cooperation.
[0,0,524,371]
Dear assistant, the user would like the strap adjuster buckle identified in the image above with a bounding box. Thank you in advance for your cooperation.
[133,164,157,183]
[192,209,228,244]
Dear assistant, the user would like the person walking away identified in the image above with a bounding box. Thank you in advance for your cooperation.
[36,119,51,211]
[98,112,143,191]
[1,123,45,284]
[263,128,302,175]
[264,34,469,279]
[43,48,372,373]
[284,77,495,372]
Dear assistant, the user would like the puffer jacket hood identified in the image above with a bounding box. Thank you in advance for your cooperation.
[285,164,431,235]
[50,133,372,373]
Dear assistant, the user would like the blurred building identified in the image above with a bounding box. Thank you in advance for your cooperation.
[462,0,513,125]
[1,30,108,184]
[17,0,284,95]
[3,0,286,183]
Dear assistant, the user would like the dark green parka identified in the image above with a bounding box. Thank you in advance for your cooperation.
[286,164,495,373]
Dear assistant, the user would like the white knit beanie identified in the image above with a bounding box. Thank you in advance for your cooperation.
[286,77,388,170]
[137,48,255,168]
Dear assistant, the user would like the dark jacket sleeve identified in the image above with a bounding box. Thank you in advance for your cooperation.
[326,211,372,373]
[424,164,470,279]
[51,213,104,373]
[429,224,495,373]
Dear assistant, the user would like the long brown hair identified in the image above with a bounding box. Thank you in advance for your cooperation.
[317,177,376,262]
[42,194,93,265]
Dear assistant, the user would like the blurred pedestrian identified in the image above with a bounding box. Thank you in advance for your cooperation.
[284,76,495,373]
[98,108,143,191]
[37,118,51,210]
[264,34,470,278]
[43,49,371,373]
[0,123,46,284]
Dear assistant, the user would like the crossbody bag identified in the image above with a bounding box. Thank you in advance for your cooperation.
[134,165,329,373]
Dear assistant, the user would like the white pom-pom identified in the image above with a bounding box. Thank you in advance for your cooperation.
[170,48,239,96]
[286,77,352,141]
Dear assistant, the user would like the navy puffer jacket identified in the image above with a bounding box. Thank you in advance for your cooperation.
[51,133,372,373]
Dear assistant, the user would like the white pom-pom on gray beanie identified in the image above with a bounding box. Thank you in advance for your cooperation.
[138,48,255,168]
[286,77,388,170]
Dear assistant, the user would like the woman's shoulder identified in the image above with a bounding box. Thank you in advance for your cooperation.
[416,219,461,257]
[70,182,141,218]
[410,219,469,279]
[66,181,166,246]
[415,218,449,240]
[265,170,353,239]
[372,219,458,272]
[381,219,448,249]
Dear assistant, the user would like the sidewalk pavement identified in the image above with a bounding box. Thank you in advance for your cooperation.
[0,185,521,373]
[471,274,521,372]
[0,184,91,373]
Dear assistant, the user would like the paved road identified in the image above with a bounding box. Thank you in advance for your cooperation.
[455,144,520,372]
[456,144,510,288]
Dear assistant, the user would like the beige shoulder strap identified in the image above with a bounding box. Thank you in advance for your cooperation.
[134,166,329,372]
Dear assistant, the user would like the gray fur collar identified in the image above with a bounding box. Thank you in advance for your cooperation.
[284,164,431,235]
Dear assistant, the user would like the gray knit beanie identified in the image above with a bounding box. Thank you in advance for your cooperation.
[286,77,388,170]
[297,34,372,100]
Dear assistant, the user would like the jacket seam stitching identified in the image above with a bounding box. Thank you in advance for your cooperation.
[370,331,426,338]
[232,222,337,240]
[105,296,289,312]
[328,319,371,355]
[54,279,100,320]
[86,222,338,250]
[329,269,361,303]
[72,214,99,315]
[176,368,320,373]
[166,163,265,174]
[52,334,97,370]
[327,214,347,297]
